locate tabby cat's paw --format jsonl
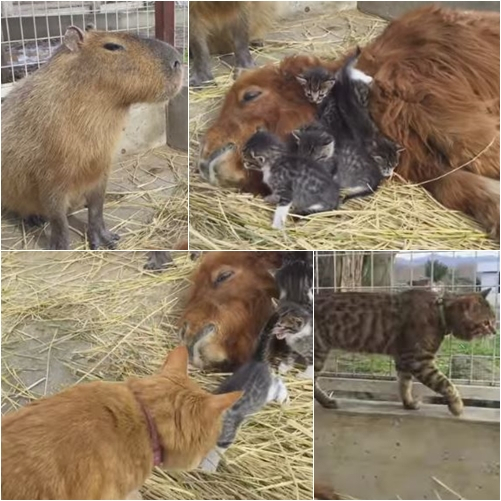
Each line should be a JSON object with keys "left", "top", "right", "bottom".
{"left": 402, "top": 400, "right": 420, "bottom": 410}
{"left": 448, "top": 398, "right": 464, "bottom": 416}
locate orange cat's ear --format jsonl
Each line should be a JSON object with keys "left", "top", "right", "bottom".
{"left": 162, "top": 346, "right": 189, "bottom": 375}
{"left": 208, "top": 391, "right": 244, "bottom": 414}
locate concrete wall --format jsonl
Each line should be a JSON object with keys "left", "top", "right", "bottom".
{"left": 358, "top": 1, "right": 499, "bottom": 20}
{"left": 315, "top": 401, "right": 500, "bottom": 500}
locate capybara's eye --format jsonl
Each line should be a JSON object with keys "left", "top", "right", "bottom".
{"left": 242, "top": 90, "right": 262, "bottom": 103}
{"left": 103, "top": 43, "right": 125, "bottom": 51}
{"left": 214, "top": 270, "right": 234, "bottom": 285}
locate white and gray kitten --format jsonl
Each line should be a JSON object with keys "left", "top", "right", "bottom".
{"left": 273, "top": 255, "right": 314, "bottom": 379}
{"left": 198, "top": 314, "right": 288, "bottom": 473}
{"left": 242, "top": 130, "right": 340, "bottom": 229}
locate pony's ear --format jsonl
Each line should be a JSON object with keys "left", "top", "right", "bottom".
{"left": 296, "top": 75, "right": 307, "bottom": 85}
{"left": 481, "top": 288, "right": 491, "bottom": 299}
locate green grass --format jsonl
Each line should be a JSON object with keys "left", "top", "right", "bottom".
{"left": 328, "top": 331, "right": 500, "bottom": 382}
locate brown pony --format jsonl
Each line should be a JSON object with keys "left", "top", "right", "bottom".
{"left": 179, "top": 251, "right": 282, "bottom": 370}
{"left": 199, "top": 6, "right": 500, "bottom": 238}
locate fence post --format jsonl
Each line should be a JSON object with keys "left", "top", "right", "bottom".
{"left": 155, "top": 1, "right": 175, "bottom": 45}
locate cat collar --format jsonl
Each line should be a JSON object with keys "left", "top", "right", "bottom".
{"left": 134, "top": 393, "right": 164, "bottom": 467}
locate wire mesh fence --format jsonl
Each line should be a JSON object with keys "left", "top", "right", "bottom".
{"left": 1, "top": 1, "right": 188, "bottom": 85}
{"left": 314, "top": 251, "right": 500, "bottom": 387}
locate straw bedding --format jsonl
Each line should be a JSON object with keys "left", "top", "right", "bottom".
{"left": 1, "top": 251, "right": 313, "bottom": 500}
{"left": 188, "top": 10, "right": 497, "bottom": 251}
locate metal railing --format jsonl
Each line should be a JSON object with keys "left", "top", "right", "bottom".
{"left": 1, "top": 1, "right": 187, "bottom": 84}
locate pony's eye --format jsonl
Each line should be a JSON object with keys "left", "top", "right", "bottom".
{"left": 242, "top": 90, "right": 262, "bottom": 103}
{"left": 214, "top": 270, "right": 234, "bottom": 285}
{"left": 103, "top": 43, "right": 125, "bottom": 51}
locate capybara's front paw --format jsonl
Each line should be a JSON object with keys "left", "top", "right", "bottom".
{"left": 88, "top": 229, "right": 120, "bottom": 250}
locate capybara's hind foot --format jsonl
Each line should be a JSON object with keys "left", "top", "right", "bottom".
{"left": 144, "top": 251, "right": 173, "bottom": 272}
{"left": 23, "top": 215, "right": 47, "bottom": 227}
{"left": 88, "top": 229, "right": 120, "bottom": 250}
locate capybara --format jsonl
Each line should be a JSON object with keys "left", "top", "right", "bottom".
{"left": 1, "top": 26, "right": 183, "bottom": 250}
{"left": 189, "top": 1, "right": 279, "bottom": 86}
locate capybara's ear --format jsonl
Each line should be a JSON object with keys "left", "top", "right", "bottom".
{"left": 208, "top": 391, "right": 244, "bottom": 414}
{"left": 162, "top": 346, "right": 189, "bottom": 375}
{"left": 64, "top": 26, "right": 86, "bottom": 52}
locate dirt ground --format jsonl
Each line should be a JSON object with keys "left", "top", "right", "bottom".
{"left": 1, "top": 146, "right": 188, "bottom": 251}
{"left": 1, "top": 251, "right": 313, "bottom": 500}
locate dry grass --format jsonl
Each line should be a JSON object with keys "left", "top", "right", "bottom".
{"left": 1, "top": 147, "right": 188, "bottom": 251}
{"left": 1, "top": 251, "right": 313, "bottom": 500}
{"left": 189, "top": 178, "right": 497, "bottom": 251}
{"left": 188, "top": 9, "right": 496, "bottom": 251}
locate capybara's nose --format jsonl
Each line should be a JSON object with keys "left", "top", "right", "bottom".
{"left": 173, "top": 59, "right": 181, "bottom": 70}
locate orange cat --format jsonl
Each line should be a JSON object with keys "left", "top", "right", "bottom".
{"left": 1, "top": 346, "right": 242, "bottom": 500}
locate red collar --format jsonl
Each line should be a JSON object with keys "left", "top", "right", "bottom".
{"left": 133, "top": 393, "right": 164, "bottom": 467}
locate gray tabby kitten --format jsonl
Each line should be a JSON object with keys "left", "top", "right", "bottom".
{"left": 242, "top": 130, "right": 340, "bottom": 229}
{"left": 296, "top": 66, "right": 336, "bottom": 104}
{"left": 302, "top": 49, "right": 402, "bottom": 183}
{"left": 199, "top": 313, "right": 288, "bottom": 472}
{"left": 273, "top": 254, "right": 313, "bottom": 379}
{"left": 334, "top": 48, "right": 404, "bottom": 178}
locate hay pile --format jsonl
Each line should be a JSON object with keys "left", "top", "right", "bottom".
{"left": 1, "top": 251, "right": 313, "bottom": 500}
{"left": 189, "top": 178, "right": 496, "bottom": 251}
{"left": 188, "top": 9, "right": 496, "bottom": 251}
{"left": 1, "top": 147, "right": 188, "bottom": 250}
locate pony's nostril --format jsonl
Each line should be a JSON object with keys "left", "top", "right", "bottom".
{"left": 179, "top": 322, "right": 188, "bottom": 340}
{"left": 199, "top": 160, "right": 209, "bottom": 175}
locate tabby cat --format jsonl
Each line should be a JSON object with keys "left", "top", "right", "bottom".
{"left": 314, "top": 288, "right": 495, "bottom": 416}
{"left": 296, "top": 66, "right": 336, "bottom": 104}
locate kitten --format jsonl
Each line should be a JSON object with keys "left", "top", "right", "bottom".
{"left": 314, "top": 288, "right": 496, "bottom": 416}
{"left": 272, "top": 254, "right": 314, "bottom": 379}
{"left": 1, "top": 346, "right": 243, "bottom": 500}
{"left": 289, "top": 121, "right": 381, "bottom": 202}
{"left": 296, "top": 66, "right": 336, "bottom": 104}
{"left": 242, "top": 130, "right": 340, "bottom": 229}
{"left": 334, "top": 48, "right": 404, "bottom": 178}
{"left": 288, "top": 123, "right": 335, "bottom": 163}
{"left": 198, "top": 313, "right": 289, "bottom": 473}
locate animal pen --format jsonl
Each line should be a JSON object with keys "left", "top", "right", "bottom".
{"left": 1, "top": 1, "right": 189, "bottom": 250}
{"left": 314, "top": 250, "right": 500, "bottom": 501}
{"left": 188, "top": 3, "right": 498, "bottom": 251}
{"left": 1, "top": 251, "right": 313, "bottom": 500}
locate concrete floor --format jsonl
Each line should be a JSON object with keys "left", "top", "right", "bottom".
{"left": 315, "top": 401, "right": 500, "bottom": 500}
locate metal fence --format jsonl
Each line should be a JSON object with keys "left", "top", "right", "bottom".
{"left": 314, "top": 251, "right": 500, "bottom": 387}
{"left": 1, "top": 1, "right": 188, "bottom": 85}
